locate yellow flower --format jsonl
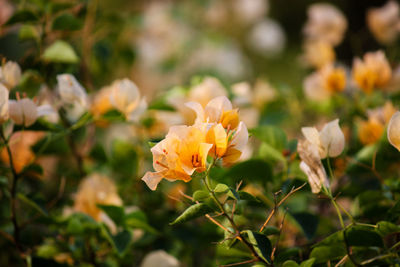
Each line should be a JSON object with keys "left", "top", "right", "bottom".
{"left": 74, "top": 173, "right": 122, "bottom": 221}
{"left": 142, "top": 124, "right": 213, "bottom": 190}
{"left": 367, "top": 1, "right": 400, "bottom": 45}
{"left": 186, "top": 96, "right": 240, "bottom": 130}
{"left": 359, "top": 119, "right": 384, "bottom": 145}
{"left": 352, "top": 51, "right": 392, "bottom": 93}
{"left": 302, "top": 40, "right": 335, "bottom": 69}
{"left": 90, "top": 85, "right": 113, "bottom": 118}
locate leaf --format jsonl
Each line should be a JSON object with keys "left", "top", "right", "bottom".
{"left": 111, "top": 140, "right": 138, "bottom": 177}
{"left": 224, "top": 159, "right": 273, "bottom": 183}
{"left": 309, "top": 246, "right": 346, "bottom": 264}
{"left": 300, "top": 258, "right": 315, "bottom": 267}
{"left": 6, "top": 10, "right": 39, "bottom": 25}
{"left": 42, "top": 40, "right": 79, "bottom": 63}
{"left": 214, "top": 184, "right": 229, "bottom": 193}
{"left": 66, "top": 216, "right": 84, "bottom": 235}
{"left": 227, "top": 188, "right": 240, "bottom": 201}
{"left": 193, "top": 190, "right": 210, "bottom": 202}
{"left": 261, "top": 226, "right": 280, "bottom": 236}
{"left": 19, "top": 25, "right": 39, "bottom": 41}
{"left": 250, "top": 126, "right": 287, "bottom": 150}
{"left": 282, "top": 260, "right": 299, "bottom": 267}
{"left": 170, "top": 203, "right": 213, "bottom": 225}
{"left": 17, "top": 193, "right": 48, "bottom": 217}
{"left": 37, "top": 244, "right": 59, "bottom": 258}
{"left": 103, "top": 228, "right": 132, "bottom": 256}
{"left": 345, "top": 226, "right": 384, "bottom": 247}
{"left": 52, "top": 13, "right": 83, "bottom": 31}
{"left": 216, "top": 245, "right": 252, "bottom": 259}
{"left": 313, "top": 231, "right": 343, "bottom": 247}
{"left": 243, "top": 230, "right": 272, "bottom": 264}
{"left": 376, "top": 221, "right": 400, "bottom": 237}
{"left": 124, "top": 211, "right": 158, "bottom": 234}
{"left": 238, "top": 191, "right": 260, "bottom": 202}
{"left": 97, "top": 205, "right": 125, "bottom": 226}
{"left": 259, "top": 142, "right": 286, "bottom": 163}
{"left": 291, "top": 212, "right": 318, "bottom": 240}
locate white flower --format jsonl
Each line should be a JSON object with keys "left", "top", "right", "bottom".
{"left": 367, "top": 1, "right": 400, "bottom": 45}
{"left": 140, "top": 250, "right": 180, "bottom": 267}
{"left": 8, "top": 98, "right": 54, "bottom": 127}
{"left": 247, "top": 19, "right": 286, "bottom": 57}
{"left": 0, "top": 83, "right": 9, "bottom": 123}
{"left": 109, "top": 78, "right": 147, "bottom": 122}
{"left": 388, "top": 111, "right": 400, "bottom": 151}
{"left": 233, "top": 0, "right": 269, "bottom": 24}
{"left": 0, "top": 61, "right": 22, "bottom": 89}
{"left": 302, "top": 119, "right": 345, "bottom": 159}
{"left": 57, "top": 74, "right": 88, "bottom": 122}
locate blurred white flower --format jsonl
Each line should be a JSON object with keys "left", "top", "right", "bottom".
{"left": 9, "top": 97, "right": 55, "bottom": 127}
{"left": 109, "top": 78, "right": 147, "bottom": 122}
{"left": 304, "top": 3, "right": 347, "bottom": 46}
{"left": 367, "top": 1, "right": 400, "bottom": 45}
{"left": 233, "top": 0, "right": 269, "bottom": 24}
{"left": 57, "top": 74, "right": 88, "bottom": 122}
{"left": 0, "top": 83, "right": 9, "bottom": 123}
{"left": 0, "top": 61, "right": 22, "bottom": 89}
{"left": 247, "top": 18, "right": 286, "bottom": 57}
{"left": 140, "top": 250, "right": 180, "bottom": 267}
{"left": 302, "top": 40, "right": 335, "bottom": 69}
{"left": 0, "top": 0, "right": 13, "bottom": 26}
{"left": 302, "top": 119, "right": 345, "bottom": 159}
{"left": 388, "top": 111, "right": 400, "bottom": 151}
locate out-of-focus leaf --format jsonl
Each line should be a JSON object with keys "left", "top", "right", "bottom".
{"left": 282, "top": 260, "right": 299, "bottom": 267}
{"left": 242, "top": 230, "right": 272, "bottom": 264}
{"left": 300, "top": 258, "right": 315, "bottom": 267}
{"left": 66, "top": 216, "right": 84, "bottom": 235}
{"left": 52, "top": 13, "right": 83, "bottom": 31}
{"left": 309, "top": 246, "right": 346, "bottom": 263}
{"left": 376, "top": 221, "right": 400, "bottom": 237}
{"left": 291, "top": 212, "right": 318, "bottom": 240}
{"left": 6, "top": 10, "right": 39, "bottom": 25}
{"left": 214, "top": 183, "right": 229, "bottom": 193}
{"left": 111, "top": 140, "right": 138, "bottom": 177}
{"left": 216, "top": 245, "right": 252, "bottom": 259}
{"left": 42, "top": 40, "right": 79, "bottom": 64}
{"left": 97, "top": 205, "right": 125, "bottom": 226}
{"left": 313, "top": 231, "right": 343, "bottom": 247}
{"left": 193, "top": 190, "right": 209, "bottom": 202}
{"left": 102, "top": 227, "right": 132, "bottom": 256}
{"left": 345, "top": 226, "right": 384, "bottom": 247}
{"left": 17, "top": 193, "right": 48, "bottom": 217}
{"left": 19, "top": 25, "right": 39, "bottom": 41}
{"left": 37, "top": 244, "right": 59, "bottom": 258}
{"left": 125, "top": 211, "right": 158, "bottom": 234}
{"left": 224, "top": 159, "right": 273, "bottom": 183}
{"left": 262, "top": 226, "right": 280, "bottom": 236}
{"left": 259, "top": 142, "right": 286, "bottom": 163}
{"left": 250, "top": 125, "right": 287, "bottom": 150}
{"left": 170, "top": 203, "right": 213, "bottom": 225}
{"left": 238, "top": 191, "right": 260, "bottom": 202}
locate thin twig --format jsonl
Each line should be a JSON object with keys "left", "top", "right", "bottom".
{"left": 219, "top": 258, "right": 258, "bottom": 267}
{"left": 334, "top": 255, "right": 348, "bottom": 267}
{"left": 271, "top": 210, "right": 287, "bottom": 262}
{"left": 260, "top": 183, "right": 306, "bottom": 232}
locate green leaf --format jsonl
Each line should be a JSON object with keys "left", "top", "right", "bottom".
{"left": 111, "top": 140, "right": 138, "bottom": 177}
{"left": 124, "top": 211, "right": 158, "bottom": 234}
{"left": 259, "top": 142, "right": 286, "bottom": 163}
{"left": 262, "top": 226, "right": 280, "bottom": 236}
{"left": 148, "top": 141, "right": 157, "bottom": 148}
{"left": 170, "top": 203, "right": 213, "bottom": 225}
{"left": 250, "top": 126, "right": 287, "bottom": 150}
{"left": 300, "top": 258, "right": 315, "bottom": 267}
{"left": 37, "top": 244, "right": 59, "bottom": 258}
{"left": 376, "top": 221, "right": 400, "bottom": 237}
{"left": 52, "top": 13, "right": 83, "bottom": 31}
{"left": 243, "top": 230, "right": 272, "bottom": 264}
{"left": 291, "top": 212, "right": 318, "bottom": 240}
{"left": 97, "top": 205, "right": 125, "bottom": 226}
{"left": 238, "top": 191, "right": 260, "bottom": 202}
{"left": 313, "top": 231, "right": 343, "bottom": 247}
{"left": 103, "top": 228, "right": 132, "bottom": 256}
{"left": 216, "top": 245, "right": 252, "bottom": 259}
{"left": 193, "top": 190, "right": 209, "bottom": 202}
{"left": 310, "top": 246, "right": 346, "bottom": 264}
{"left": 282, "top": 260, "right": 299, "bottom": 267}
{"left": 227, "top": 188, "right": 240, "bottom": 201}
{"left": 19, "top": 25, "right": 39, "bottom": 41}
{"left": 42, "top": 40, "right": 79, "bottom": 63}
{"left": 17, "top": 193, "right": 48, "bottom": 216}
{"left": 345, "top": 226, "right": 384, "bottom": 247}
{"left": 214, "top": 184, "right": 229, "bottom": 193}
{"left": 6, "top": 10, "right": 39, "bottom": 25}
{"left": 224, "top": 159, "right": 273, "bottom": 183}
{"left": 67, "top": 216, "right": 84, "bottom": 235}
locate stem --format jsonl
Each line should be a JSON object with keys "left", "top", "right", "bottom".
{"left": 203, "top": 170, "right": 268, "bottom": 265}
{"left": 331, "top": 197, "right": 345, "bottom": 228}
{"left": 0, "top": 129, "right": 23, "bottom": 254}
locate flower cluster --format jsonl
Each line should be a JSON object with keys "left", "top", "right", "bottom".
{"left": 142, "top": 96, "right": 248, "bottom": 190}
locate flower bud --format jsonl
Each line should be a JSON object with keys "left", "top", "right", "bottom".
{"left": 0, "top": 61, "right": 22, "bottom": 89}
{"left": 57, "top": 74, "right": 88, "bottom": 121}
{"left": 388, "top": 111, "right": 400, "bottom": 151}
{"left": 0, "top": 83, "right": 9, "bottom": 123}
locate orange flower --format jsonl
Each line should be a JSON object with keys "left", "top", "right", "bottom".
{"left": 303, "top": 40, "right": 335, "bottom": 69}
{"left": 358, "top": 119, "right": 384, "bottom": 145}
{"left": 142, "top": 124, "right": 212, "bottom": 190}
{"left": 367, "top": 1, "right": 400, "bottom": 45}
{"left": 352, "top": 51, "right": 392, "bottom": 93}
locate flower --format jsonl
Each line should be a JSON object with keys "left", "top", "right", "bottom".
{"left": 359, "top": 102, "right": 396, "bottom": 145}
{"left": 109, "top": 78, "right": 147, "bottom": 122}
{"left": 302, "top": 40, "right": 335, "bottom": 69}
{"left": 0, "top": 61, "right": 22, "bottom": 89}
{"left": 301, "top": 119, "right": 345, "bottom": 159}
{"left": 90, "top": 85, "right": 113, "bottom": 119}
{"left": 57, "top": 74, "right": 88, "bottom": 121}
{"left": 140, "top": 250, "right": 180, "bottom": 267}
{"left": 186, "top": 96, "right": 240, "bottom": 130}
{"left": 1, "top": 131, "right": 45, "bottom": 173}
{"left": 297, "top": 139, "right": 329, "bottom": 194}
{"left": 73, "top": 173, "right": 122, "bottom": 222}
{"left": 9, "top": 96, "right": 55, "bottom": 127}
{"left": 352, "top": 51, "right": 392, "bottom": 93}
{"left": 388, "top": 111, "right": 400, "bottom": 151}
{"left": 303, "top": 64, "right": 346, "bottom": 101}
{"left": 142, "top": 124, "right": 213, "bottom": 190}
{"left": 232, "top": 0, "right": 269, "bottom": 25}
{"left": 0, "top": 83, "right": 9, "bottom": 123}
{"left": 367, "top": 1, "right": 400, "bottom": 45}
{"left": 303, "top": 3, "right": 347, "bottom": 46}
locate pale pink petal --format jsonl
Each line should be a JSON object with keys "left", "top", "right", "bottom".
{"left": 185, "top": 101, "right": 205, "bottom": 123}
{"left": 142, "top": 171, "right": 164, "bottom": 191}
{"left": 230, "top": 121, "right": 248, "bottom": 151}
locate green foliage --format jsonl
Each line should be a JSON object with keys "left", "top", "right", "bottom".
{"left": 170, "top": 203, "right": 213, "bottom": 225}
